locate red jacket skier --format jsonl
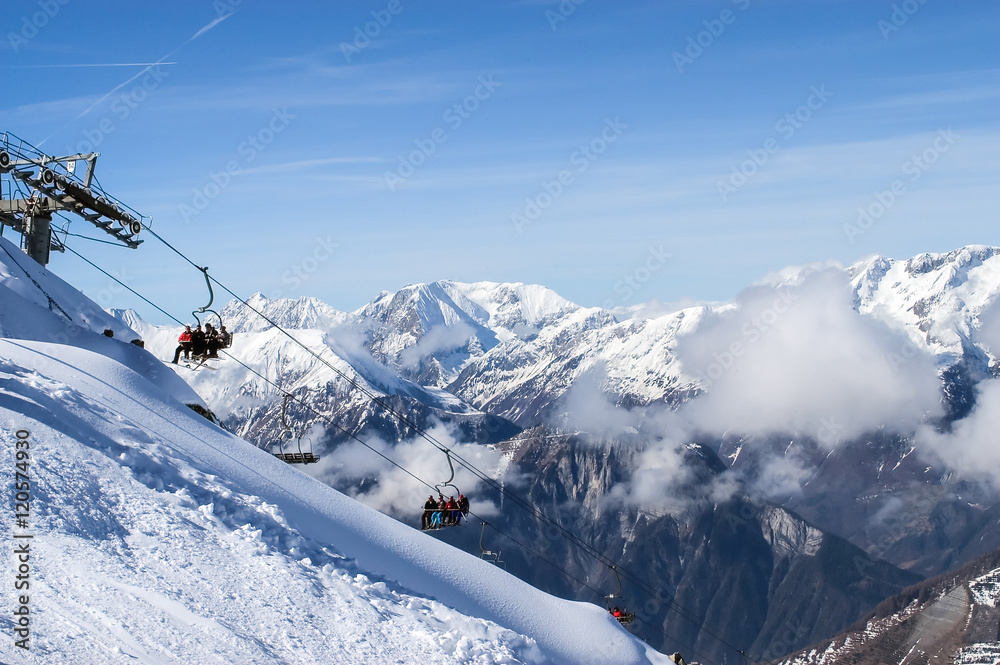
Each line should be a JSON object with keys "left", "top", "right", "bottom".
{"left": 171, "top": 325, "right": 193, "bottom": 364}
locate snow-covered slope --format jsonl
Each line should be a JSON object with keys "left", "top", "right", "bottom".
{"left": 0, "top": 238, "right": 669, "bottom": 664}
{"left": 0, "top": 238, "right": 203, "bottom": 410}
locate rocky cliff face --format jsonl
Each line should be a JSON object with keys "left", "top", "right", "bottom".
{"left": 470, "top": 432, "right": 921, "bottom": 663}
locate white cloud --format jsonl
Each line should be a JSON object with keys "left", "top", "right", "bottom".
{"left": 976, "top": 296, "right": 1000, "bottom": 357}
{"left": 620, "top": 440, "right": 697, "bottom": 514}
{"left": 673, "top": 267, "right": 944, "bottom": 443}
{"left": 917, "top": 379, "right": 1000, "bottom": 485}
{"left": 307, "top": 424, "right": 504, "bottom": 521}
{"left": 398, "top": 321, "right": 476, "bottom": 370}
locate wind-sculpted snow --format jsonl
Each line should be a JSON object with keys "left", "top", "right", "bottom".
{"left": 0, "top": 331, "right": 669, "bottom": 660}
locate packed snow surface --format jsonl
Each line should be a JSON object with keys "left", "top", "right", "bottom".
{"left": 0, "top": 237, "right": 669, "bottom": 664}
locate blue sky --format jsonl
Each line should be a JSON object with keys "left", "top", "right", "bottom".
{"left": 2, "top": 0, "right": 998, "bottom": 322}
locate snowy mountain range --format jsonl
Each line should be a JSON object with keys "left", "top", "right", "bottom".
{"left": 118, "top": 244, "right": 1000, "bottom": 662}
{"left": 0, "top": 235, "right": 673, "bottom": 664}
{"left": 150, "top": 245, "right": 1000, "bottom": 437}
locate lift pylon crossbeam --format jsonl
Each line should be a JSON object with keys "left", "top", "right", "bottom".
{"left": 0, "top": 131, "right": 150, "bottom": 265}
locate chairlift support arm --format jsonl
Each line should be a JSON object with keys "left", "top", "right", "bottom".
{"left": 1, "top": 132, "right": 147, "bottom": 266}
{"left": 192, "top": 266, "right": 222, "bottom": 326}
{"left": 605, "top": 565, "right": 623, "bottom": 601}
{"left": 434, "top": 448, "right": 461, "bottom": 496}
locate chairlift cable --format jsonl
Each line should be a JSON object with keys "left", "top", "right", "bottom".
{"left": 131, "top": 226, "right": 753, "bottom": 663}
{"left": 0, "top": 239, "right": 73, "bottom": 321}
{"left": 63, "top": 243, "right": 184, "bottom": 326}
{"left": 64, "top": 242, "right": 728, "bottom": 665}
{"left": 146, "top": 226, "right": 749, "bottom": 660}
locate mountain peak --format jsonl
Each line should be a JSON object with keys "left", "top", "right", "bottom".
{"left": 224, "top": 292, "right": 346, "bottom": 333}
{"left": 905, "top": 245, "right": 1000, "bottom": 276}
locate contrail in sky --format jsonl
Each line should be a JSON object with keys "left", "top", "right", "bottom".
{"left": 37, "top": 11, "right": 235, "bottom": 148}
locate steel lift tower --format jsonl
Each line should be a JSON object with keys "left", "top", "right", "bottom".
{"left": 0, "top": 131, "right": 148, "bottom": 266}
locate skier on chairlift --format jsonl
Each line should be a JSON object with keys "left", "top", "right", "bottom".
{"left": 444, "top": 496, "right": 458, "bottom": 525}
{"left": 190, "top": 324, "right": 206, "bottom": 358}
{"left": 421, "top": 495, "right": 438, "bottom": 530}
{"left": 171, "top": 324, "right": 193, "bottom": 364}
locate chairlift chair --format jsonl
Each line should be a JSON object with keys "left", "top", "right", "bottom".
{"left": 605, "top": 565, "right": 635, "bottom": 625}
{"left": 427, "top": 449, "right": 465, "bottom": 527}
{"left": 419, "top": 449, "right": 467, "bottom": 530}
{"left": 478, "top": 522, "right": 506, "bottom": 570}
{"left": 434, "top": 448, "right": 462, "bottom": 499}
{"left": 185, "top": 265, "right": 232, "bottom": 366}
{"left": 191, "top": 265, "right": 223, "bottom": 330}
{"left": 271, "top": 393, "right": 320, "bottom": 465}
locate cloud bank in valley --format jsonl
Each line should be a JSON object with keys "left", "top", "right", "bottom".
{"left": 918, "top": 379, "right": 1000, "bottom": 486}
{"left": 913, "top": 296, "right": 1000, "bottom": 485}
{"left": 672, "top": 267, "right": 944, "bottom": 444}
{"left": 561, "top": 267, "right": 955, "bottom": 510}
{"left": 312, "top": 264, "right": 1000, "bottom": 515}
{"left": 307, "top": 424, "right": 505, "bottom": 521}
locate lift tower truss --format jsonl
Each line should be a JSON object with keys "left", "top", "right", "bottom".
{"left": 0, "top": 131, "right": 149, "bottom": 266}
